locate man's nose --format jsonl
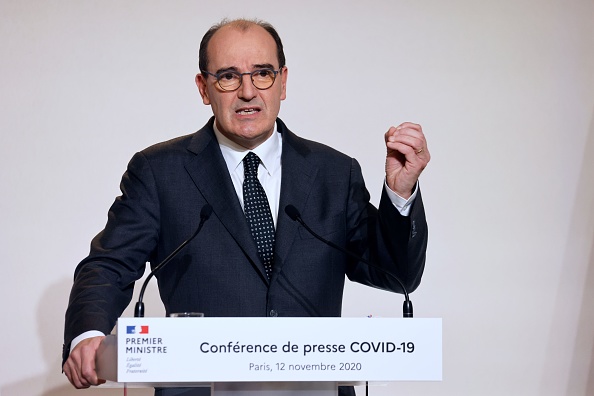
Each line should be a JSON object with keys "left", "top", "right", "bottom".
{"left": 237, "top": 74, "right": 257, "bottom": 100}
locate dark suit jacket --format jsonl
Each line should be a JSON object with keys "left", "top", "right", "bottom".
{"left": 64, "top": 117, "right": 427, "bottom": 368}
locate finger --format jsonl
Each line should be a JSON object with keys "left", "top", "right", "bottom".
{"left": 64, "top": 336, "right": 104, "bottom": 388}
{"left": 384, "top": 126, "right": 398, "bottom": 143}
{"left": 64, "top": 357, "right": 90, "bottom": 389}
{"left": 387, "top": 133, "right": 423, "bottom": 150}
{"left": 387, "top": 141, "right": 430, "bottom": 169}
{"left": 386, "top": 123, "right": 425, "bottom": 143}
{"left": 79, "top": 344, "right": 101, "bottom": 386}
{"left": 387, "top": 136, "right": 428, "bottom": 161}
{"left": 387, "top": 141, "right": 423, "bottom": 162}
{"left": 395, "top": 122, "right": 422, "bottom": 132}
{"left": 385, "top": 122, "right": 423, "bottom": 138}
{"left": 393, "top": 126, "right": 425, "bottom": 142}
{"left": 388, "top": 126, "right": 428, "bottom": 157}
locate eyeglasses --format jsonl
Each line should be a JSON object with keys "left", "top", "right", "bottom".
{"left": 201, "top": 68, "right": 282, "bottom": 91}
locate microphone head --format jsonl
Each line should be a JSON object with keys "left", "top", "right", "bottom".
{"left": 284, "top": 205, "right": 300, "bottom": 221}
{"left": 201, "top": 204, "right": 213, "bottom": 220}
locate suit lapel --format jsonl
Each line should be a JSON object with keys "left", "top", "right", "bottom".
{"left": 183, "top": 120, "right": 268, "bottom": 282}
{"left": 273, "top": 120, "right": 319, "bottom": 277}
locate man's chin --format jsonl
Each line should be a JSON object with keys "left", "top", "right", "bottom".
{"left": 223, "top": 125, "right": 275, "bottom": 149}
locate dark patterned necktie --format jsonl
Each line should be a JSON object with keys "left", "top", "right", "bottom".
{"left": 243, "top": 152, "right": 275, "bottom": 279}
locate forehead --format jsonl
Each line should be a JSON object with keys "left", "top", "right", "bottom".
{"left": 207, "top": 25, "right": 278, "bottom": 70}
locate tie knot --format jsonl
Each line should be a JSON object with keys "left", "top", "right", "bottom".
{"left": 243, "top": 152, "right": 260, "bottom": 175}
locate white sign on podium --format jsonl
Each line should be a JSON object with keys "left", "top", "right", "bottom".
{"left": 96, "top": 317, "right": 441, "bottom": 385}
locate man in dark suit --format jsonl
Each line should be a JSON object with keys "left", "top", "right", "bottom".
{"left": 63, "top": 19, "right": 430, "bottom": 396}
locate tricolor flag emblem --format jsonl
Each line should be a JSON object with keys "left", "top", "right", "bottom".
{"left": 126, "top": 325, "right": 149, "bottom": 334}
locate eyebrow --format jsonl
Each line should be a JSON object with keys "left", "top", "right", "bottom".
{"left": 254, "top": 63, "right": 275, "bottom": 70}
{"left": 214, "top": 63, "right": 276, "bottom": 74}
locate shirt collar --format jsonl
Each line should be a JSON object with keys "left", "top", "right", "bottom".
{"left": 213, "top": 120, "right": 282, "bottom": 176}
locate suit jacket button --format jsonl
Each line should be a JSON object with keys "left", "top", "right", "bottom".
{"left": 269, "top": 309, "right": 278, "bottom": 317}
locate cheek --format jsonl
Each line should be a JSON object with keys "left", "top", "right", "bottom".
{"left": 210, "top": 97, "right": 234, "bottom": 121}
{"left": 275, "top": 83, "right": 287, "bottom": 102}
{"left": 264, "top": 89, "right": 284, "bottom": 110}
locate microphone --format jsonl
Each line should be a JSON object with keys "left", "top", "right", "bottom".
{"left": 285, "top": 204, "right": 413, "bottom": 318}
{"left": 134, "top": 204, "right": 213, "bottom": 317}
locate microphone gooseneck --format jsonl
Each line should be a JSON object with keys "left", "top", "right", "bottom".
{"left": 134, "top": 204, "right": 213, "bottom": 318}
{"left": 284, "top": 204, "right": 413, "bottom": 318}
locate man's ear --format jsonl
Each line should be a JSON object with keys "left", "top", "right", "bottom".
{"left": 195, "top": 74, "right": 211, "bottom": 105}
{"left": 280, "top": 66, "right": 288, "bottom": 101}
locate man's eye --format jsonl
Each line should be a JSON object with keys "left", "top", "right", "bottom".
{"left": 255, "top": 70, "right": 272, "bottom": 78}
{"left": 220, "top": 73, "right": 237, "bottom": 80}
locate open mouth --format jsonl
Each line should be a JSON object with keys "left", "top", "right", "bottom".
{"left": 236, "top": 108, "right": 260, "bottom": 115}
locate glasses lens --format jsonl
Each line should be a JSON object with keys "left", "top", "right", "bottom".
{"left": 217, "top": 72, "right": 241, "bottom": 91}
{"left": 252, "top": 70, "right": 276, "bottom": 89}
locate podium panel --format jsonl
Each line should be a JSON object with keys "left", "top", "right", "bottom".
{"left": 212, "top": 381, "right": 338, "bottom": 396}
{"left": 97, "top": 317, "right": 441, "bottom": 386}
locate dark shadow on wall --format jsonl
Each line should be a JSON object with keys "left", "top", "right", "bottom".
{"left": 574, "top": 244, "right": 594, "bottom": 395}
{"left": 538, "top": 109, "right": 594, "bottom": 395}
{"left": 566, "top": 110, "right": 594, "bottom": 396}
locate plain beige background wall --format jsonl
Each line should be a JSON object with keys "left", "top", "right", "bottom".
{"left": 1, "top": 1, "right": 593, "bottom": 395}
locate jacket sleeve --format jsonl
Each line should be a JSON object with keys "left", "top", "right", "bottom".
{"left": 63, "top": 151, "right": 161, "bottom": 358}
{"left": 344, "top": 158, "right": 428, "bottom": 294}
